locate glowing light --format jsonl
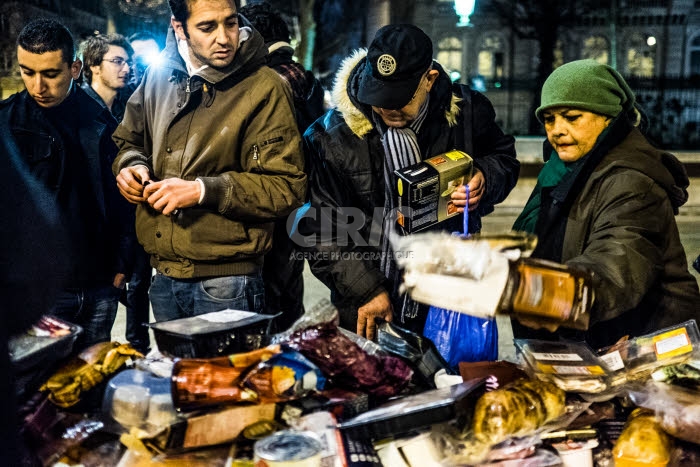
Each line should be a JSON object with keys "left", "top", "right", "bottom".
{"left": 647, "top": 36, "right": 656, "bottom": 47}
{"left": 454, "top": 0, "right": 476, "bottom": 27}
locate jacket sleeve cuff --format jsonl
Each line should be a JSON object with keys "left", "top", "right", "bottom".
{"left": 198, "top": 176, "right": 229, "bottom": 210}
{"left": 344, "top": 267, "right": 389, "bottom": 308}
{"left": 112, "top": 150, "right": 150, "bottom": 175}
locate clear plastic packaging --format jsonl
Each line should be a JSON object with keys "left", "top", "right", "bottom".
{"left": 599, "top": 320, "right": 700, "bottom": 386}
{"left": 627, "top": 380, "right": 700, "bottom": 445}
{"left": 470, "top": 378, "right": 567, "bottom": 446}
{"left": 274, "top": 300, "right": 413, "bottom": 398}
{"left": 102, "top": 368, "right": 177, "bottom": 430}
{"left": 516, "top": 339, "right": 614, "bottom": 394}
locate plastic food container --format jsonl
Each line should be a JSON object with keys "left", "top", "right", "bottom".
{"left": 102, "top": 368, "right": 177, "bottom": 429}
{"left": 553, "top": 439, "right": 598, "bottom": 467}
{"left": 338, "top": 379, "right": 486, "bottom": 440}
{"left": 148, "top": 309, "right": 277, "bottom": 358}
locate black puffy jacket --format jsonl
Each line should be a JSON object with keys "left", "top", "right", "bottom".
{"left": 298, "top": 49, "right": 519, "bottom": 330}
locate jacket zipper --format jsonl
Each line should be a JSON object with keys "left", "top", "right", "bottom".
{"left": 252, "top": 144, "right": 262, "bottom": 170}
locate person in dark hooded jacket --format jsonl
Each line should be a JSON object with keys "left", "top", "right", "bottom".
{"left": 298, "top": 24, "right": 519, "bottom": 339}
{"left": 240, "top": 1, "right": 325, "bottom": 330}
{"left": 511, "top": 59, "right": 700, "bottom": 350}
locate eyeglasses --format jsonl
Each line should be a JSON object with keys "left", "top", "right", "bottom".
{"left": 102, "top": 57, "right": 132, "bottom": 68}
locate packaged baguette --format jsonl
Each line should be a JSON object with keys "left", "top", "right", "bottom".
{"left": 471, "top": 378, "right": 566, "bottom": 445}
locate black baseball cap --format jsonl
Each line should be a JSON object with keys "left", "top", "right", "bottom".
{"left": 356, "top": 24, "right": 433, "bottom": 110}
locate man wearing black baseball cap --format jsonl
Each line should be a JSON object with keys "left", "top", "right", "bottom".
{"left": 299, "top": 24, "right": 519, "bottom": 339}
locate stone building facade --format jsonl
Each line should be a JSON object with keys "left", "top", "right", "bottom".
{"left": 414, "top": 0, "right": 700, "bottom": 147}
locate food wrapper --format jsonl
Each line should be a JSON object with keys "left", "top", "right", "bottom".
{"left": 171, "top": 345, "right": 281, "bottom": 411}
{"left": 394, "top": 233, "right": 511, "bottom": 319}
{"left": 274, "top": 300, "right": 413, "bottom": 398}
{"left": 515, "top": 338, "right": 616, "bottom": 397}
{"left": 242, "top": 348, "right": 325, "bottom": 402}
{"left": 375, "top": 320, "right": 451, "bottom": 389}
{"left": 471, "top": 378, "right": 567, "bottom": 446}
{"left": 40, "top": 341, "right": 143, "bottom": 408}
{"left": 627, "top": 380, "right": 700, "bottom": 445}
{"left": 598, "top": 320, "right": 700, "bottom": 386}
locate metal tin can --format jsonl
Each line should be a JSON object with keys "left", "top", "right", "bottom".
{"left": 254, "top": 430, "right": 323, "bottom": 467}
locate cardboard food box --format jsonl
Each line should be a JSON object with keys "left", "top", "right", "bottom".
{"left": 394, "top": 150, "right": 473, "bottom": 233}
{"left": 144, "top": 403, "right": 277, "bottom": 451}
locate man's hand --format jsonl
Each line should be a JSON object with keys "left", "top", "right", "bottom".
{"left": 143, "top": 178, "right": 202, "bottom": 216}
{"left": 116, "top": 166, "right": 152, "bottom": 204}
{"left": 113, "top": 273, "right": 127, "bottom": 289}
{"left": 450, "top": 169, "right": 486, "bottom": 213}
{"left": 357, "top": 291, "right": 393, "bottom": 340}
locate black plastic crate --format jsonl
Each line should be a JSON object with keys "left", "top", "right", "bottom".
{"left": 148, "top": 310, "right": 277, "bottom": 359}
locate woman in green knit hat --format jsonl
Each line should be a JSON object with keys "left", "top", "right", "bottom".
{"left": 511, "top": 59, "right": 699, "bottom": 349}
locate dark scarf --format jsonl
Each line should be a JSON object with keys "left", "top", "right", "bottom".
{"left": 513, "top": 126, "right": 612, "bottom": 234}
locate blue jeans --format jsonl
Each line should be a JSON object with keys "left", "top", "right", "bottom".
{"left": 149, "top": 273, "right": 265, "bottom": 322}
{"left": 50, "top": 285, "right": 121, "bottom": 351}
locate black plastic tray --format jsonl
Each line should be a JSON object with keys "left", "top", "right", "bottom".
{"left": 9, "top": 320, "right": 82, "bottom": 373}
{"left": 9, "top": 316, "right": 82, "bottom": 400}
{"left": 148, "top": 310, "right": 277, "bottom": 358}
{"left": 338, "top": 379, "right": 486, "bottom": 440}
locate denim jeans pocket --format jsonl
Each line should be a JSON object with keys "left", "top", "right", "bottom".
{"left": 199, "top": 275, "right": 248, "bottom": 301}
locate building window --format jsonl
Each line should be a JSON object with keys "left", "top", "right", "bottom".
{"left": 582, "top": 36, "right": 609, "bottom": 64}
{"left": 690, "top": 34, "right": 700, "bottom": 77}
{"left": 626, "top": 32, "right": 656, "bottom": 77}
{"left": 477, "top": 35, "right": 504, "bottom": 80}
{"left": 437, "top": 36, "right": 463, "bottom": 80}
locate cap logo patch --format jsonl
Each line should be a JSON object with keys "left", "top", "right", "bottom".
{"left": 377, "top": 54, "right": 397, "bottom": 76}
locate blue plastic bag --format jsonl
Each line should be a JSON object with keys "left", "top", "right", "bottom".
{"left": 422, "top": 186, "right": 498, "bottom": 370}
{"left": 422, "top": 306, "right": 498, "bottom": 370}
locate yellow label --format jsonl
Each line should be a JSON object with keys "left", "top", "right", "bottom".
{"left": 653, "top": 327, "right": 693, "bottom": 360}
{"left": 444, "top": 150, "right": 466, "bottom": 161}
{"left": 397, "top": 179, "right": 403, "bottom": 197}
{"left": 537, "top": 363, "right": 605, "bottom": 376}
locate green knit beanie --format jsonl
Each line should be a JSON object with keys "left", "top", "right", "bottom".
{"left": 535, "top": 59, "right": 636, "bottom": 122}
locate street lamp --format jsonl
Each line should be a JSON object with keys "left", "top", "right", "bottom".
{"left": 454, "top": 0, "right": 476, "bottom": 27}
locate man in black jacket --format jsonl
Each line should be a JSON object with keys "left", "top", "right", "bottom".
{"left": 0, "top": 18, "right": 135, "bottom": 351}
{"left": 299, "top": 24, "right": 519, "bottom": 339}
{"left": 240, "top": 1, "right": 326, "bottom": 330}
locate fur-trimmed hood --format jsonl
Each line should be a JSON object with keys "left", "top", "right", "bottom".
{"left": 330, "top": 49, "right": 462, "bottom": 138}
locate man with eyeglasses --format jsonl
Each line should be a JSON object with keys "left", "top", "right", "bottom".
{"left": 0, "top": 19, "right": 136, "bottom": 351}
{"left": 79, "top": 34, "right": 135, "bottom": 123}
{"left": 80, "top": 33, "right": 154, "bottom": 354}
{"left": 299, "top": 24, "right": 519, "bottom": 339}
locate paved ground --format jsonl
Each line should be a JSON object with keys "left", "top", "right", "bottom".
{"left": 112, "top": 178, "right": 700, "bottom": 362}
